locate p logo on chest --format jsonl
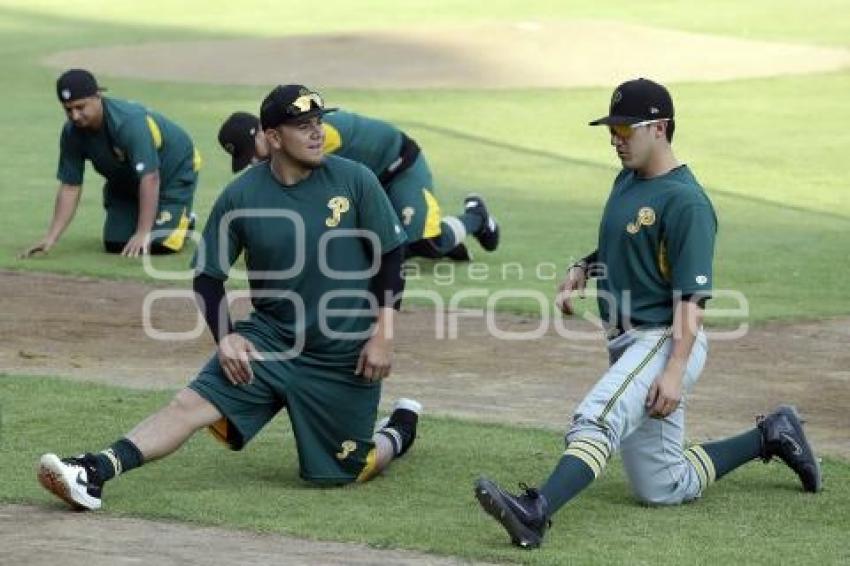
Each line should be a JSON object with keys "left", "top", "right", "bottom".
{"left": 325, "top": 196, "right": 351, "bottom": 227}
{"left": 626, "top": 206, "right": 656, "bottom": 235}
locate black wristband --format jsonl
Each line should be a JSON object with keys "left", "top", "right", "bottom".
{"left": 569, "top": 250, "right": 600, "bottom": 277}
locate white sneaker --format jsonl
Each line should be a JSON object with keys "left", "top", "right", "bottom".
{"left": 37, "top": 453, "right": 103, "bottom": 511}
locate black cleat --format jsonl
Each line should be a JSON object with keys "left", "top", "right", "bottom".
{"left": 463, "top": 194, "right": 500, "bottom": 252}
{"left": 445, "top": 242, "right": 473, "bottom": 262}
{"left": 757, "top": 405, "right": 822, "bottom": 493}
{"left": 474, "top": 477, "right": 550, "bottom": 548}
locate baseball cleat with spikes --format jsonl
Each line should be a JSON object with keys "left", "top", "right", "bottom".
{"left": 757, "top": 405, "right": 822, "bottom": 493}
{"left": 37, "top": 453, "right": 103, "bottom": 510}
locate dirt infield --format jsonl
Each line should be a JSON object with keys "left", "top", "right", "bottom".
{"left": 42, "top": 21, "right": 850, "bottom": 89}
{"left": 0, "top": 504, "right": 479, "bottom": 566}
{"left": 2, "top": 270, "right": 849, "bottom": 564}
{"left": 2, "top": 270, "right": 848, "bottom": 453}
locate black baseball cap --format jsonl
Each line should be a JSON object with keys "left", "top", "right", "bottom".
{"left": 218, "top": 112, "right": 261, "bottom": 173}
{"left": 589, "top": 78, "right": 674, "bottom": 126}
{"left": 56, "top": 69, "right": 105, "bottom": 103}
{"left": 259, "top": 84, "right": 336, "bottom": 130}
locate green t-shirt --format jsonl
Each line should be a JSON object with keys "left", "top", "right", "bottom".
{"left": 322, "top": 110, "right": 404, "bottom": 176}
{"left": 193, "top": 155, "right": 407, "bottom": 358}
{"left": 56, "top": 97, "right": 196, "bottom": 200}
{"left": 596, "top": 165, "right": 717, "bottom": 329}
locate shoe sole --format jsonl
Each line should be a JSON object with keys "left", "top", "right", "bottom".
{"left": 38, "top": 455, "right": 85, "bottom": 510}
{"left": 779, "top": 405, "right": 823, "bottom": 493}
{"left": 37, "top": 454, "right": 100, "bottom": 511}
{"left": 474, "top": 478, "right": 542, "bottom": 549}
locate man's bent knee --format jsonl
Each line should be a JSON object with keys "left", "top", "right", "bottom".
{"left": 169, "top": 388, "right": 222, "bottom": 429}
{"left": 631, "top": 482, "right": 700, "bottom": 506}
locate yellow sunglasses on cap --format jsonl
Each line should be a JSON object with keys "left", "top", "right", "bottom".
{"left": 608, "top": 118, "right": 669, "bottom": 139}
{"left": 289, "top": 92, "right": 324, "bottom": 115}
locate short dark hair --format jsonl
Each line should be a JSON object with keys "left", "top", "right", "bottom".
{"left": 665, "top": 119, "right": 675, "bottom": 142}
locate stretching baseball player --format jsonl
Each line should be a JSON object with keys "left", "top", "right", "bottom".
{"left": 20, "top": 69, "right": 201, "bottom": 258}
{"left": 37, "top": 85, "right": 421, "bottom": 510}
{"left": 218, "top": 109, "right": 499, "bottom": 261}
{"left": 474, "top": 78, "right": 822, "bottom": 549}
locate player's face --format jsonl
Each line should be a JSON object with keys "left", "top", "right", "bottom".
{"left": 62, "top": 95, "right": 103, "bottom": 130}
{"left": 609, "top": 121, "right": 665, "bottom": 170}
{"left": 266, "top": 116, "right": 324, "bottom": 169}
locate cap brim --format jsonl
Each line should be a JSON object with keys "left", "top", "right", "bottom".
{"left": 231, "top": 151, "right": 254, "bottom": 174}
{"left": 282, "top": 107, "right": 338, "bottom": 124}
{"left": 588, "top": 115, "right": 645, "bottom": 126}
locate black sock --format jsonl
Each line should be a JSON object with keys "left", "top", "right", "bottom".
{"left": 540, "top": 438, "right": 609, "bottom": 514}
{"left": 92, "top": 438, "right": 144, "bottom": 482}
{"left": 378, "top": 408, "right": 419, "bottom": 458}
{"left": 458, "top": 211, "right": 483, "bottom": 234}
{"left": 692, "top": 428, "right": 762, "bottom": 481}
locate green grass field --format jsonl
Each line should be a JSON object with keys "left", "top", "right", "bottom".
{"left": 0, "top": 1, "right": 848, "bottom": 321}
{"left": 1, "top": 2, "right": 848, "bottom": 563}
{"left": 3, "top": 376, "right": 848, "bottom": 565}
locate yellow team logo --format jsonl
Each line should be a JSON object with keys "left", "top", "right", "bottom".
{"left": 325, "top": 196, "right": 350, "bottom": 227}
{"left": 626, "top": 206, "right": 656, "bottom": 234}
{"left": 336, "top": 440, "right": 357, "bottom": 460}
{"left": 155, "top": 210, "right": 173, "bottom": 226}
{"left": 401, "top": 206, "right": 415, "bottom": 226}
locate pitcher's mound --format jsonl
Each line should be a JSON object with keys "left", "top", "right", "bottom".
{"left": 43, "top": 20, "right": 850, "bottom": 89}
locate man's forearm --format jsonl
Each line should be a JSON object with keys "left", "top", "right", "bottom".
{"left": 666, "top": 299, "right": 703, "bottom": 373}
{"left": 46, "top": 184, "right": 82, "bottom": 242}
{"left": 136, "top": 172, "right": 160, "bottom": 234}
{"left": 373, "top": 307, "right": 395, "bottom": 342}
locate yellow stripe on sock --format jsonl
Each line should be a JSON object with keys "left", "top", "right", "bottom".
{"left": 565, "top": 439, "right": 610, "bottom": 479}
{"left": 685, "top": 446, "right": 716, "bottom": 490}
{"left": 566, "top": 447, "right": 604, "bottom": 477}
{"left": 689, "top": 445, "right": 717, "bottom": 485}
{"left": 356, "top": 448, "right": 379, "bottom": 483}
{"left": 100, "top": 448, "right": 121, "bottom": 475}
{"left": 578, "top": 438, "right": 611, "bottom": 463}
{"left": 684, "top": 449, "right": 707, "bottom": 489}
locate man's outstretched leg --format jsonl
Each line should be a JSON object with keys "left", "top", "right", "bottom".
{"left": 37, "top": 387, "right": 222, "bottom": 510}
{"left": 474, "top": 328, "right": 704, "bottom": 549}
{"left": 686, "top": 405, "right": 822, "bottom": 494}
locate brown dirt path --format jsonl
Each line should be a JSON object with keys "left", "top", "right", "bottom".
{"left": 42, "top": 21, "right": 850, "bottom": 90}
{"left": 0, "top": 504, "right": 484, "bottom": 566}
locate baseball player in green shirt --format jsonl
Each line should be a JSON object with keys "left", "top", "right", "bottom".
{"left": 36, "top": 84, "right": 421, "bottom": 510}
{"left": 20, "top": 69, "right": 200, "bottom": 258}
{"left": 473, "top": 78, "right": 822, "bottom": 549}
{"left": 217, "top": 108, "right": 499, "bottom": 261}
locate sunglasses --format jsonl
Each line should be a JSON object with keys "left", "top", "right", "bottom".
{"left": 608, "top": 119, "right": 669, "bottom": 140}
{"left": 286, "top": 92, "right": 324, "bottom": 118}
